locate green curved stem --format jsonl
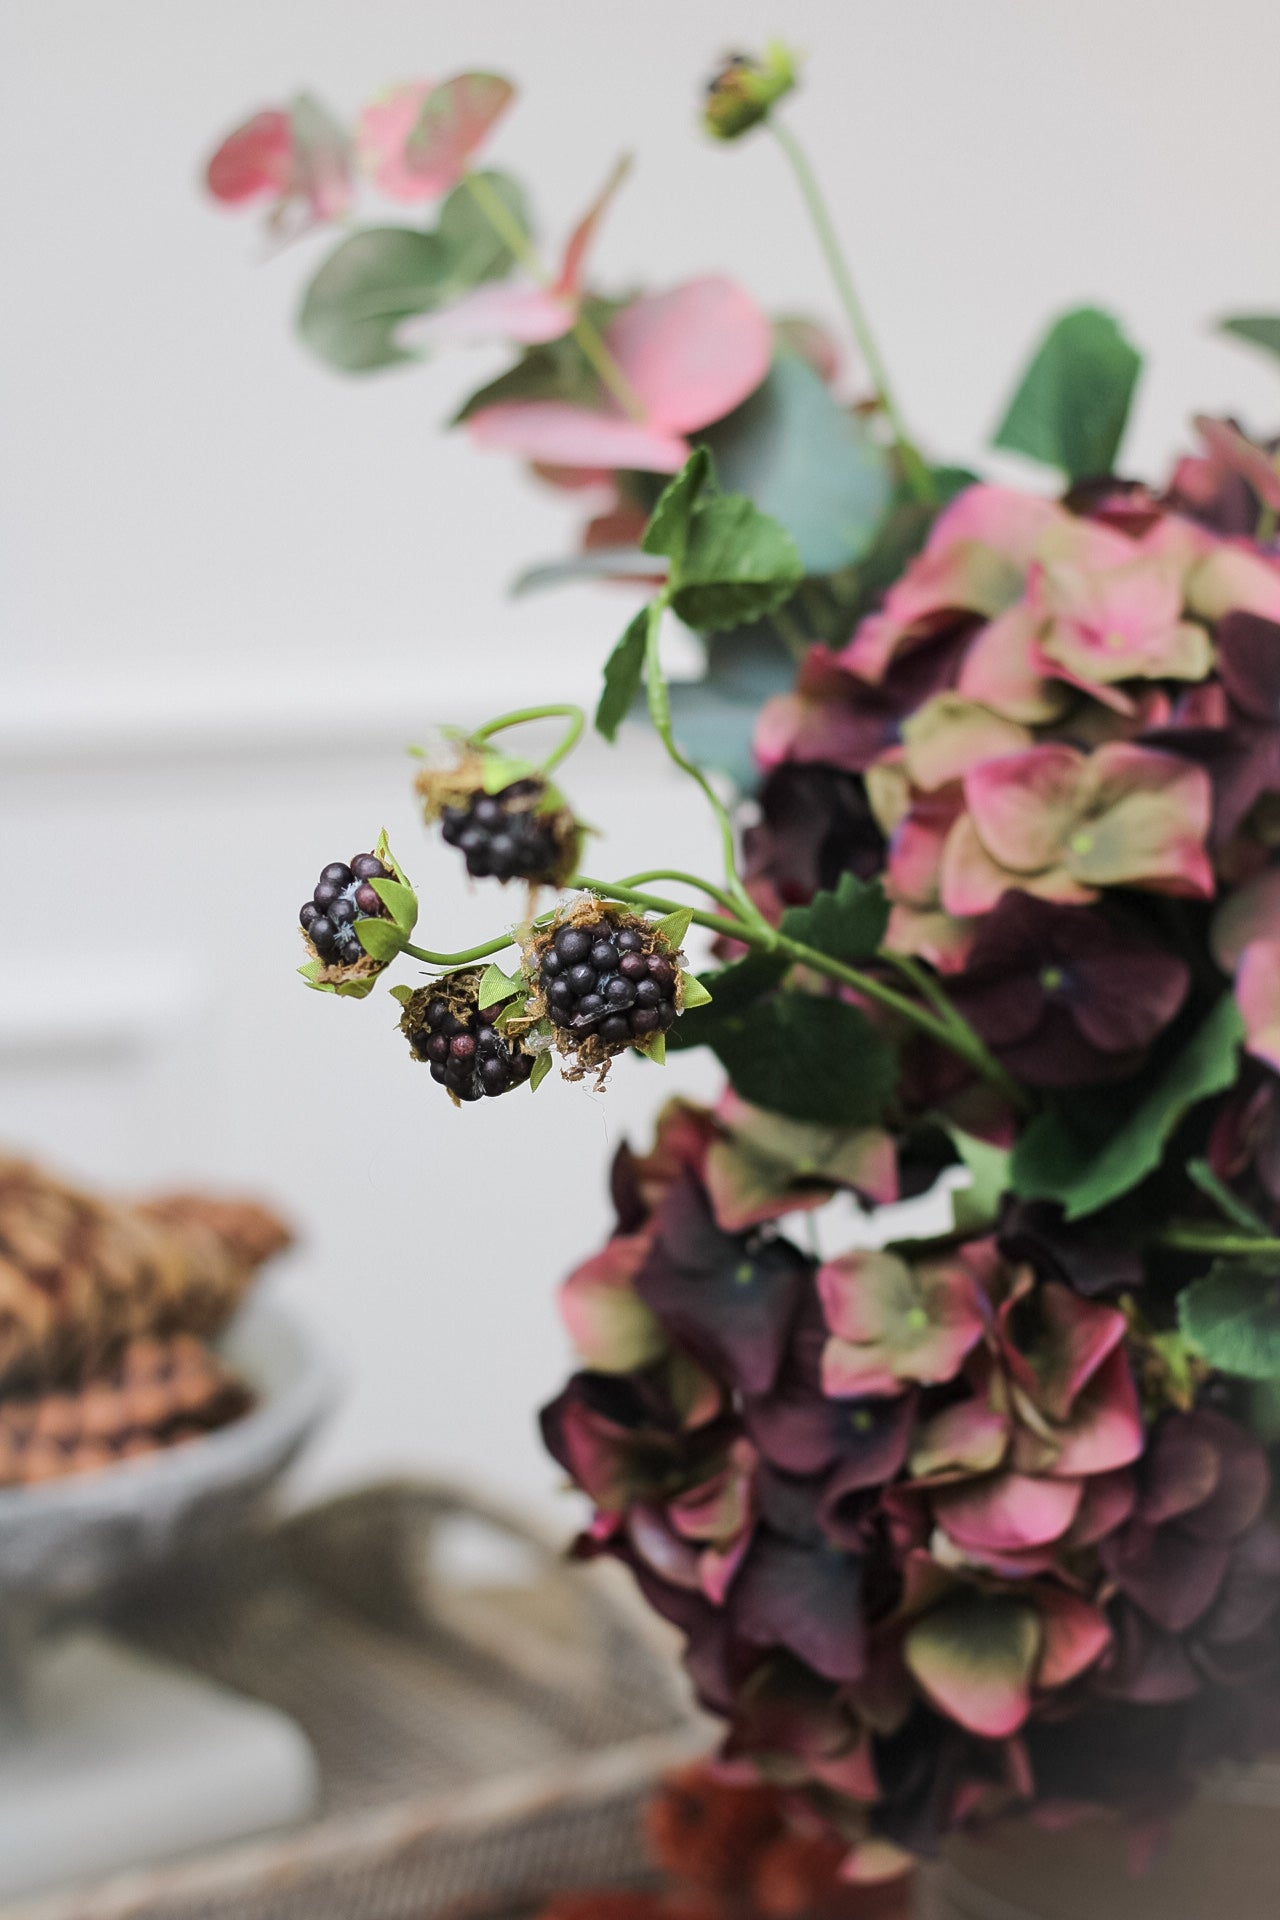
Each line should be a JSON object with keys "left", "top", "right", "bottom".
{"left": 460, "top": 171, "right": 648, "bottom": 422}
{"left": 1159, "top": 1227, "right": 1280, "bottom": 1258}
{"left": 617, "top": 869, "right": 744, "bottom": 917}
{"left": 569, "top": 874, "right": 751, "bottom": 942}
{"left": 469, "top": 703, "right": 585, "bottom": 775}
{"left": 403, "top": 934, "right": 521, "bottom": 968}
{"left": 768, "top": 120, "right": 935, "bottom": 509}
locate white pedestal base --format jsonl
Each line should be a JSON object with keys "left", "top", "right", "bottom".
{"left": 0, "top": 1630, "right": 319, "bottom": 1903}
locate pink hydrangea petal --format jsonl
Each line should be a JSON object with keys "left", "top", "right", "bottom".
{"left": 934, "top": 1471, "right": 1084, "bottom": 1553}
{"left": 605, "top": 276, "right": 772, "bottom": 433}
{"left": 901, "top": 695, "right": 1033, "bottom": 793}
{"left": 1212, "top": 868, "right": 1280, "bottom": 972}
{"left": 1044, "top": 1347, "right": 1145, "bottom": 1478}
{"left": 1186, "top": 542, "right": 1280, "bottom": 624}
{"left": 1067, "top": 745, "right": 1214, "bottom": 898}
{"left": 820, "top": 1340, "right": 903, "bottom": 1399}
{"left": 1235, "top": 939, "right": 1280, "bottom": 1072}
{"left": 924, "top": 485, "right": 1064, "bottom": 567}
{"left": 839, "top": 543, "right": 1023, "bottom": 684}
{"left": 957, "top": 604, "right": 1067, "bottom": 725}
{"left": 963, "top": 744, "right": 1087, "bottom": 876}
{"left": 1193, "top": 416, "right": 1280, "bottom": 513}
{"left": 558, "top": 1233, "right": 665, "bottom": 1370}
{"left": 910, "top": 1397, "right": 1011, "bottom": 1478}
{"left": 905, "top": 1590, "right": 1042, "bottom": 1737}
{"left": 1035, "top": 1588, "right": 1111, "bottom": 1690}
{"left": 999, "top": 1281, "right": 1126, "bottom": 1419}
{"left": 466, "top": 401, "right": 689, "bottom": 471}
{"left": 886, "top": 795, "right": 961, "bottom": 909}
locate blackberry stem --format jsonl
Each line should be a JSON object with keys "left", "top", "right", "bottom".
{"left": 468, "top": 703, "right": 586, "bottom": 775}
{"left": 617, "top": 869, "right": 744, "bottom": 917}
{"left": 1159, "top": 1227, "right": 1280, "bottom": 1257}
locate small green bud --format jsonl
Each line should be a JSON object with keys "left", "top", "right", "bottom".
{"left": 702, "top": 43, "right": 799, "bottom": 141}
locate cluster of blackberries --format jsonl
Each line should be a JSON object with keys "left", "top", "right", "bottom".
{"left": 539, "top": 918, "right": 678, "bottom": 1051}
{"left": 402, "top": 980, "right": 536, "bottom": 1102}
{"left": 300, "top": 853, "right": 390, "bottom": 965}
{"left": 439, "top": 780, "right": 568, "bottom": 884}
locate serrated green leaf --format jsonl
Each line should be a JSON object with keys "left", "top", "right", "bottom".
{"left": 670, "top": 493, "right": 804, "bottom": 633}
{"left": 652, "top": 908, "right": 694, "bottom": 950}
{"left": 710, "top": 991, "right": 896, "bottom": 1127}
{"left": 781, "top": 872, "right": 889, "bottom": 965}
{"left": 369, "top": 877, "right": 419, "bottom": 934}
{"left": 1221, "top": 315, "right": 1280, "bottom": 365}
{"left": 596, "top": 605, "right": 651, "bottom": 742}
{"left": 679, "top": 970, "right": 713, "bottom": 1009}
{"left": 641, "top": 449, "right": 714, "bottom": 565}
{"left": 529, "top": 1049, "right": 552, "bottom": 1091}
{"left": 664, "top": 951, "right": 790, "bottom": 1052}
{"left": 992, "top": 307, "right": 1142, "bottom": 483}
{"left": 354, "top": 918, "right": 407, "bottom": 962}
{"left": 1012, "top": 996, "right": 1243, "bottom": 1221}
{"left": 478, "top": 962, "right": 522, "bottom": 1008}
{"left": 1179, "top": 1261, "right": 1280, "bottom": 1380}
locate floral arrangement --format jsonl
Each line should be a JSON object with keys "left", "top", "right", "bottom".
{"left": 207, "top": 48, "right": 1280, "bottom": 1877}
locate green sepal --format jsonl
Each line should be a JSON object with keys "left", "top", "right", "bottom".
{"left": 369, "top": 877, "right": 419, "bottom": 934}
{"left": 652, "top": 907, "right": 694, "bottom": 950}
{"left": 479, "top": 750, "right": 538, "bottom": 792}
{"left": 478, "top": 962, "right": 523, "bottom": 1009}
{"left": 596, "top": 605, "right": 652, "bottom": 742}
{"left": 529, "top": 1050, "right": 553, "bottom": 1092}
{"left": 355, "top": 917, "right": 408, "bottom": 963}
{"left": 388, "top": 984, "right": 414, "bottom": 1008}
{"left": 1178, "top": 1260, "right": 1280, "bottom": 1381}
{"left": 645, "top": 1033, "right": 668, "bottom": 1066}
{"left": 679, "top": 970, "right": 714, "bottom": 1009}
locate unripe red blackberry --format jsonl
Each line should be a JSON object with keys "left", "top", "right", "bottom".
{"left": 400, "top": 971, "right": 537, "bottom": 1104}
{"left": 418, "top": 753, "right": 580, "bottom": 888}
{"left": 529, "top": 904, "right": 682, "bottom": 1084}
{"left": 299, "top": 852, "right": 391, "bottom": 967}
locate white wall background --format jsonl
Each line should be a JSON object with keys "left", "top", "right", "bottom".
{"left": 3, "top": 0, "right": 1280, "bottom": 1519}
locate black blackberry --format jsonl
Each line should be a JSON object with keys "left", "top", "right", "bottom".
{"left": 400, "top": 973, "right": 536, "bottom": 1103}
{"left": 537, "top": 913, "right": 678, "bottom": 1061}
{"left": 300, "top": 851, "right": 391, "bottom": 967}
{"left": 438, "top": 777, "right": 577, "bottom": 885}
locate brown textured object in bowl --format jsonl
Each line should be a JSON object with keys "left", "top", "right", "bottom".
{"left": 0, "top": 1154, "right": 291, "bottom": 1388}
{"left": 0, "top": 1332, "right": 252, "bottom": 1488}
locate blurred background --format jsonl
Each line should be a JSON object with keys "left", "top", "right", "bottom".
{"left": 5, "top": 0, "right": 1280, "bottom": 1523}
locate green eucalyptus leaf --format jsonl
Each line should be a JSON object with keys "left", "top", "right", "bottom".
{"left": 1012, "top": 996, "right": 1243, "bottom": 1221}
{"left": 1221, "top": 315, "right": 1280, "bottom": 365}
{"left": 478, "top": 962, "right": 522, "bottom": 1009}
{"left": 992, "top": 307, "right": 1142, "bottom": 483}
{"left": 596, "top": 605, "right": 651, "bottom": 742}
{"left": 1179, "top": 1260, "right": 1280, "bottom": 1380}
{"left": 708, "top": 990, "right": 896, "bottom": 1127}
{"left": 670, "top": 493, "right": 804, "bottom": 633}
{"left": 652, "top": 908, "right": 694, "bottom": 950}
{"left": 529, "top": 1049, "right": 553, "bottom": 1091}
{"left": 369, "top": 877, "right": 419, "bottom": 933}
{"left": 781, "top": 872, "right": 889, "bottom": 965}
{"left": 641, "top": 448, "right": 714, "bottom": 565}
{"left": 354, "top": 918, "right": 407, "bottom": 963}
{"left": 513, "top": 548, "right": 667, "bottom": 596}
{"left": 679, "top": 971, "right": 714, "bottom": 1009}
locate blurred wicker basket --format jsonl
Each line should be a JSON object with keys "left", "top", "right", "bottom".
{"left": 2, "top": 1479, "right": 709, "bottom": 1920}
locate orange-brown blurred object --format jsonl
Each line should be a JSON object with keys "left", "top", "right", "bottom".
{"left": 0, "top": 1155, "right": 291, "bottom": 1390}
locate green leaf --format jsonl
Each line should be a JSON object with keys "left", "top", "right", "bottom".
{"left": 670, "top": 493, "right": 804, "bottom": 632}
{"left": 388, "top": 984, "right": 413, "bottom": 1007}
{"left": 1221, "top": 315, "right": 1280, "bottom": 366}
{"left": 1012, "top": 996, "right": 1243, "bottom": 1221}
{"left": 641, "top": 449, "right": 713, "bottom": 565}
{"left": 709, "top": 991, "right": 896, "bottom": 1128}
{"left": 992, "top": 307, "right": 1142, "bottom": 483}
{"left": 403, "top": 72, "right": 514, "bottom": 182}
{"left": 665, "top": 952, "right": 789, "bottom": 1053}
{"left": 529, "top": 1049, "right": 552, "bottom": 1091}
{"left": 699, "top": 353, "right": 891, "bottom": 573}
{"left": 595, "top": 605, "right": 651, "bottom": 742}
{"left": 297, "top": 172, "right": 528, "bottom": 374}
{"left": 478, "top": 962, "right": 522, "bottom": 1009}
{"left": 652, "top": 907, "right": 694, "bottom": 950}
{"left": 645, "top": 1032, "right": 667, "bottom": 1066}
{"left": 679, "top": 970, "right": 713, "bottom": 1009}
{"left": 354, "top": 918, "right": 407, "bottom": 963}
{"left": 369, "top": 877, "right": 419, "bottom": 934}
{"left": 946, "top": 1127, "right": 1013, "bottom": 1234}
{"left": 1179, "top": 1261, "right": 1280, "bottom": 1380}
{"left": 781, "top": 872, "right": 889, "bottom": 965}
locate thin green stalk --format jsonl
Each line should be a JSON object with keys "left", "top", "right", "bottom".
{"left": 403, "top": 933, "right": 521, "bottom": 967}
{"left": 1160, "top": 1227, "right": 1280, "bottom": 1258}
{"left": 769, "top": 119, "right": 936, "bottom": 509}
{"left": 469, "top": 703, "right": 585, "bottom": 775}
{"left": 1187, "top": 1159, "right": 1271, "bottom": 1237}
{"left": 461, "top": 170, "right": 648, "bottom": 422}
{"left": 570, "top": 873, "right": 752, "bottom": 942}
{"left": 617, "top": 869, "right": 745, "bottom": 918}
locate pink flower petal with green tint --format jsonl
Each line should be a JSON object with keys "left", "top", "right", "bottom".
{"left": 1235, "top": 938, "right": 1280, "bottom": 1072}
{"left": 705, "top": 1094, "right": 896, "bottom": 1230}
{"left": 1039, "top": 1347, "right": 1144, "bottom": 1478}
{"left": 818, "top": 1249, "right": 985, "bottom": 1394}
{"left": 1033, "top": 552, "right": 1212, "bottom": 694}
{"left": 958, "top": 603, "right": 1069, "bottom": 726}
{"left": 467, "top": 401, "right": 689, "bottom": 471}
{"left": 939, "top": 815, "right": 1092, "bottom": 918}
{"left": 905, "top": 1589, "right": 1043, "bottom": 1737}
{"left": 1067, "top": 744, "right": 1214, "bottom": 898}
{"left": 1212, "top": 867, "right": 1280, "bottom": 972}
{"left": 403, "top": 71, "right": 515, "bottom": 198}
{"left": 1186, "top": 542, "right": 1280, "bottom": 624}
{"left": 1193, "top": 416, "right": 1280, "bottom": 513}
{"left": 999, "top": 1281, "right": 1126, "bottom": 1420}
{"left": 605, "top": 276, "right": 772, "bottom": 433}
{"left": 886, "top": 792, "right": 962, "bottom": 908}
{"left": 1035, "top": 1587, "right": 1111, "bottom": 1690}
{"left": 926, "top": 485, "right": 1063, "bottom": 564}
{"left": 901, "top": 696, "right": 1033, "bottom": 793}
{"left": 558, "top": 1233, "right": 666, "bottom": 1370}
{"left": 934, "top": 1471, "right": 1084, "bottom": 1553}
{"left": 963, "top": 745, "right": 1088, "bottom": 876}
{"left": 910, "top": 1396, "right": 1010, "bottom": 1479}
{"left": 840, "top": 542, "right": 1024, "bottom": 683}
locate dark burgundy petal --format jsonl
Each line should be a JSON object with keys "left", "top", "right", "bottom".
{"left": 636, "top": 1172, "right": 810, "bottom": 1397}
{"left": 1099, "top": 1604, "right": 1202, "bottom": 1703}
{"left": 1200, "top": 1520, "right": 1280, "bottom": 1645}
{"left": 743, "top": 763, "right": 886, "bottom": 907}
{"left": 1215, "top": 610, "right": 1280, "bottom": 721}
{"left": 1100, "top": 1518, "right": 1231, "bottom": 1633}
{"left": 729, "top": 1532, "right": 866, "bottom": 1682}
{"left": 1069, "top": 947, "right": 1190, "bottom": 1054}
{"left": 997, "top": 1200, "right": 1145, "bottom": 1299}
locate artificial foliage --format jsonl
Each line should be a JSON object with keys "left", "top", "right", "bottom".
{"left": 209, "top": 42, "right": 1280, "bottom": 1875}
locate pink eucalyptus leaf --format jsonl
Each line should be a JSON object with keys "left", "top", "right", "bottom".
{"left": 206, "top": 108, "right": 293, "bottom": 204}
{"left": 356, "top": 82, "right": 434, "bottom": 201}
{"left": 905, "top": 1590, "right": 1042, "bottom": 1737}
{"left": 467, "top": 400, "right": 689, "bottom": 472}
{"left": 604, "top": 276, "right": 771, "bottom": 433}
{"left": 402, "top": 71, "right": 515, "bottom": 198}
{"left": 555, "top": 154, "right": 631, "bottom": 297}
{"left": 406, "top": 280, "right": 576, "bottom": 348}
{"left": 288, "top": 93, "right": 354, "bottom": 221}
{"left": 934, "top": 1471, "right": 1084, "bottom": 1554}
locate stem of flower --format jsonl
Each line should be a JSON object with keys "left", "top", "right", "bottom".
{"left": 1187, "top": 1159, "right": 1272, "bottom": 1237}
{"left": 617, "top": 869, "right": 745, "bottom": 918}
{"left": 402, "top": 934, "right": 524, "bottom": 967}
{"left": 1159, "top": 1227, "right": 1280, "bottom": 1258}
{"left": 460, "top": 170, "right": 649, "bottom": 423}
{"left": 468, "top": 703, "right": 585, "bottom": 775}
{"left": 768, "top": 119, "right": 936, "bottom": 510}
